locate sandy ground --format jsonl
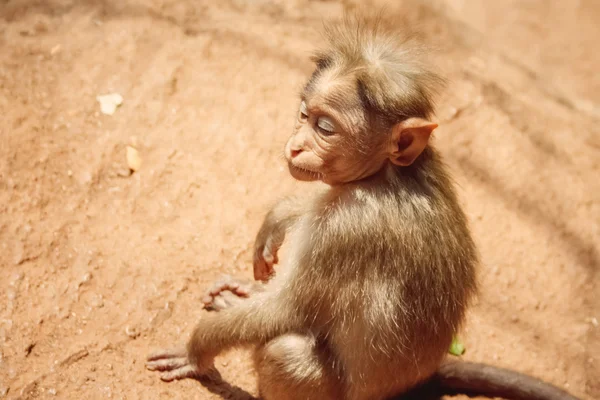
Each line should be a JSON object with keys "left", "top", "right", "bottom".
{"left": 0, "top": 0, "right": 598, "bottom": 399}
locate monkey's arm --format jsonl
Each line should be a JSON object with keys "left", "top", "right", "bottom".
{"left": 147, "top": 290, "right": 301, "bottom": 381}
{"left": 253, "top": 195, "right": 305, "bottom": 281}
{"left": 192, "top": 290, "right": 298, "bottom": 353}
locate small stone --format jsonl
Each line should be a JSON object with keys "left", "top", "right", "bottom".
{"left": 116, "top": 168, "right": 132, "bottom": 177}
{"left": 90, "top": 294, "right": 104, "bottom": 308}
{"left": 48, "top": 388, "right": 57, "bottom": 395}
{"left": 126, "top": 146, "right": 142, "bottom": 172}
{"left": 585, "top": 317, "right": 599, "bottom": 327}
{"left": 25, "top": 342, "right": 36, "bottom": 356}
{"left": 125, "top": 325, "right": 140, "bottom": 339}
{"left": 12, "top": 245, "right": 24, "bottom": 265}
{"left": 96, "top": 93, "right": 123, "bottom": 115}
{"left": 78, "top": 272, "right": 92, "bottom": 287}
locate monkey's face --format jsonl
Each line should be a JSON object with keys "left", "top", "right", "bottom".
{"left": 284, "top": 95, "right": 388, "bottom": 186}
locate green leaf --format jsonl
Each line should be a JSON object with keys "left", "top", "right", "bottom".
{"left": 449, "top": 337, "right": 465, "bottom": 356}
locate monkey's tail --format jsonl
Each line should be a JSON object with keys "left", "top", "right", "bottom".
{"left": 431, "top": 361, "right": 581, "bottom": 400}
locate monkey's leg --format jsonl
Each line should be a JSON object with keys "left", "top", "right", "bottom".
{"left": 147, "top": 290, "right": 303, "bottom": 382}
{"left": 202, "top": 275, "right": 265, "bottom": 311}
{"left": 254, "top": 333, "right": 342, "bottom": 400}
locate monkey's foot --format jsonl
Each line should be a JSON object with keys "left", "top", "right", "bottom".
{"left": 202, "top": 275, "right": 263, "bottom": 311}
{"left": 146, "top": 348, "right": 203, "bottom": 382}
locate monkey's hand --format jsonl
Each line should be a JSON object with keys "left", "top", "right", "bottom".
{"left": 253, "top": 196, "right": 305, "bottom": 282}
{"left": 253, "top": 232, "right": 281, "bottom": 282}
{"left": 202, "top": 274, "right": 266, "bottom": 311}
{"left": 146, "top": 347, "right": 213, "bottom": 382}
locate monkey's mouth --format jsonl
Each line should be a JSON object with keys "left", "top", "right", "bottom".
{"left": 287, "top": 163, "right": 323, "bottom": 181}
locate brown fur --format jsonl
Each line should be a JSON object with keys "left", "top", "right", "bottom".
{"left": 147, "top": 15, "right": 479, "bottom": 400}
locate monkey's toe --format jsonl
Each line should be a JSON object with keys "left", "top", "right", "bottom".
{"left": 147, "top": 347, "right": 187, "bottom": 362}
{"left": 204, "top": 289, "right": 247, "bottom": 311}
{"left": 208, "top": 275, "right": 252, "bottom": 297}
{"left": 203, "top": 276, "right": 258, "bottom": 311}
{"left": 160, "top": 365, "right": 200, "bottom": 382}
{"left": 254, "top": 255, "right": 275, "bottom": 282}
{"left": 146, "top": 357, "right": 188, "bottom": 372}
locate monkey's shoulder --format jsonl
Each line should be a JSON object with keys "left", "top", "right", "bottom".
{"left": 301, "top": 183, "right": 475, "bottom": 267}
{"left": 313, "top": 183, "right": 448, "bottom": 227}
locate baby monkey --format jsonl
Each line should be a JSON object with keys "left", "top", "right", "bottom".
{"left": 147, "top": 16, "right": 580, "bottom": 400}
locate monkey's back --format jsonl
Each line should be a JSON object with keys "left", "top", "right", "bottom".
{"left": 294, "top": 153, "right": 478, "bottom": 396}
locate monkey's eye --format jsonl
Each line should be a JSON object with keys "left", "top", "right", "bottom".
{"left": 316, "top": 116, "right": 335, "bottom": 134}
{"left": 299, "top": 101, "right": 309, "bottom": 120}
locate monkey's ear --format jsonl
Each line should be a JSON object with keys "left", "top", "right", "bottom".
{"left": 389, "top": 118, "right": 438, "bottom": 166}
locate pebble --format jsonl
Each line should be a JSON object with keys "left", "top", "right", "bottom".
{"left": 125, "top": 326, "right": 140, "bottom": 339}
{"left": 90, "top": 293, "right": 104, "bottom": 308}
{"left": 585, "top": 317, "right": 598, "bottom": 327}
{"left": 78, "top": 272, "right": 93, "bottom": 287}
{"left": 126, "top": 146, "right": 142, "bottom": 172}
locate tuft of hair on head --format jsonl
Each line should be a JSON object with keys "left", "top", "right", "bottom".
{"left": 310, "top": 12, "right": 447, "bottom": 127}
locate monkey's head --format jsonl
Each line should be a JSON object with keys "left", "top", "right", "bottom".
{"left": 284, "top": 17, "right": 445, "bottom": 186}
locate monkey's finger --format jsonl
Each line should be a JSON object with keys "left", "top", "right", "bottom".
{"left": 214, "top": 282, "right": 241, "bottom": 294}
{"left": 263, "top": 250, "right": 277, "bottom": 271}
{"left": 211, "top": 295, "right": 229, "bottom": 310}
{"left": 146, "top": 357, "right": 189, "bottom": 371}
{"left": 254, "top": 260, "right": 270, "bottom": 281}
{"left": 232, "top": 285, "right": 251, "bottom": 296}
{"left": 208, "top": 275, "right": 241, "bottom": 296}
{"left": 147, "top": 348, "right": 187, "bottom": 361}
{"left": 208, "top": 282, "right": 226, "bottom": 296}
{"left": 262, "top": 248, "right": 275, "bottom": 265}
{"left": 160, "top": 365, "right": 200, "bottom": 382}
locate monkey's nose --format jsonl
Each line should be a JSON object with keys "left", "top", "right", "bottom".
{"left": 290, "top": 149, "right": 303, "bottom": 158}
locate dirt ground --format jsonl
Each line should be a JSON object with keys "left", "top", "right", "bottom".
{"left": 0, "top": 0, "right": 598, "bottom": 399}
